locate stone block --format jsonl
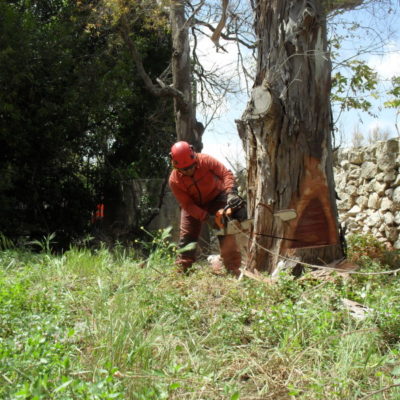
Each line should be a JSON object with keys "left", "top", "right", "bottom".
{"left": 360, "top": 161, "right": 378, "bottom": 179}
{"left": 363, "top": 147, "right": 376, "bottom": 162}
{"left": 385, "top": 188, "right": 394, "bottom": 197}
{"left": 385, "top": 227, "right": 398, "bottom": 242}
{"left": 373, "top": 181, "right": 387, "bottom": 196}
{"left": 347, "top": 185, "right": 358, "bottom": 196}
{"left": 378, "top": 153, "right": 398, "bottom": 172}
{"left": 340, "top": 159, "right": 350, "bottom": 170}
{"left": 394, "top": 211, "right": 400, "bottom": 225}
{"left": 347, "top": 205, "right": 361, "bottom": 216}
{"left": 356, "top": 196, "right": 368, "bottom": 209}
{"left": 394, "top": 187, "right": 400, "bottom": 209}
{"left": 383, "top": 171, "right": 396, "bottom": 183}
{"left": 368, "top": 192, "right": 380, "bottom": 209}
{"left": 355, "top": 212, "right": 367, "bottom": 221}
{"left": 349, "top": 150, "right": 364, "bottom": 165}
{"left": 366, "top": 211, "right": 382, "bottom": 227}
{"left": 347, "top": 220, "right": 359, "bottom": 231}
{"left": 362, "top": 225, "right": 370, "bottom": 234}
{"left": 337, "top": 194, "right": 353, "bottom": 210}
{"left": 381, "top": 197, "right": 393, "bottom": 211}
{"left": 357, "top": 183, "right": 367, "bottom": 195}
{"left": 375, "top": 172, "right": 385, "bottom": 182}
{"left": 384, "top": 212, "right": 395, "bottom": 226}
{"left": 376, "top": 138, "right": 399, "bottom": 154}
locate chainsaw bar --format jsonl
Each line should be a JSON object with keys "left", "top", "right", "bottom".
{"left": 214, "top": 218, "right": 253, "bottom": 236}
{"left": 273, "top": 209, "right": 297, "bottom": 221}
{"left": 213, "top": 207, "right": 298, "bottom": 239}
{"left": 214, "top": 218, "right": 298, "bottom": 241}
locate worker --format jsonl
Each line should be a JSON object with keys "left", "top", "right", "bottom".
{"left": 169, "top": 141, "right": 242, "bottom": 276}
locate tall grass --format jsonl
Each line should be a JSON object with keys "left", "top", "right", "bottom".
{"left": 1, "top": 232, "right": 400, "bottom": 399}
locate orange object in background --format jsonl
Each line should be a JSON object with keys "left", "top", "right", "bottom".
{"left": 91, "top": 203, "right": 104, "bottom": 223}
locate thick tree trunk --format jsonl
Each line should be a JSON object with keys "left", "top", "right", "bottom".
{"left": 237, "top": 0, "right": 343, "bottom": 273}
{"left": 170, "top": 1, "right": 203, "bottom": 151}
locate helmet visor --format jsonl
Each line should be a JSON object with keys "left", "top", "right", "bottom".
{"left": 177, "top": 163, "right": 196, "bottom": 172}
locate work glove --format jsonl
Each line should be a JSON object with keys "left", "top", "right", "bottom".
{"left": 227, "top": 191, "right": 242, "bottom": 208}
{"left": 214, "top": 208, "right": 232, "bottom": 229}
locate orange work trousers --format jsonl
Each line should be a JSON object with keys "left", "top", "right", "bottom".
{"left": 176, "top": 193, "right": 241, "bottom": 274}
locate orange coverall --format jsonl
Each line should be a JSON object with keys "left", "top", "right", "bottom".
{"left": 169, "top": 153, "right": 242, "bottom": 274}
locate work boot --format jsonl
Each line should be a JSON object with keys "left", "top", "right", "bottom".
{"left": 226, "top": 267, "right": 241, "bottom": 278}
{"left": 207, "top": 255, "right": 225, "bottom": 275}
{"left": 175, "top": 257, "right": 194, "bottom": 274}
{"left": 219, "top": 234, "right": 242, "bottom": 274}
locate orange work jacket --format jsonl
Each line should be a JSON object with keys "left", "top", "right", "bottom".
{"left": 169, "top": 153, "right": 235, "bottom": 221}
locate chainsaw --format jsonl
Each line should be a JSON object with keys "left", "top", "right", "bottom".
{"left": 214, "top": 199, "right": 297, "bottom": 238}
{"left": 214, "top": 197, "right": 250, "bottom": 236}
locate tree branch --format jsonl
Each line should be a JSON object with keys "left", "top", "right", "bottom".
{"left": 359, "top": 384, "right": 400, "bottom": 400}
{"left": 211, "top": 0, "right": 229, "bottom": 46}
{"left": 324, "top": 0, "right": 364, "bottom": 13}
{"left": 193, "top": 20, "right": 256, "bottom": 49}
{"left": 118, "top": 14, "right": 187, "bottom": 104}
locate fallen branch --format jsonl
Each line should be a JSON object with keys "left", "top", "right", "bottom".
{"left": 359, "top": 383, "right": 400, "bottom": 400}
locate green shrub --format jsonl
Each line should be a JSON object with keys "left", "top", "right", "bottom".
{"left": 347, "top": 233, "right": 386, "bottom": 265}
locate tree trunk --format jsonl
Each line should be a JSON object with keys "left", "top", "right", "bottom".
{"left": 170, "top": 1, "right": 203, "bottom": 151}
{"left": 237, "top": 0, "right": 343, "bottom": 273}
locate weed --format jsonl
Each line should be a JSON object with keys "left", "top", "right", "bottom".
{"left": 0, "top": 232, "right": 14, "bottom": 250}
{"left": 2, "top": 234, "right": 400, "bottom": 399}
{"left": 347, "top": 233, "right": 386, "bottom": 265}
{"left": 28, "top": 232, "right": 57, "bottom": 254}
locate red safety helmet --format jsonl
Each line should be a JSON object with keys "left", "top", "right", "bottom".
{"left": 170, "top": 141, "right": 197, "bottom": 169}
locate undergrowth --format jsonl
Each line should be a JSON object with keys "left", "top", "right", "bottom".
{"left": 1, "top": 232, "right": 400, "bottom": 399}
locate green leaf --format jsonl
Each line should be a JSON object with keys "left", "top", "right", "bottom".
{"left": 169, "top": 383, "right": 181, "bottom": 390}
{"left": 53, "top": 380, "right": 73, "bottom": 393}
{"left": 230, "top": 392, "right": 240, "bottom": 400}
{"left": 176, "top": 242, "right": 196, "bottom": 253}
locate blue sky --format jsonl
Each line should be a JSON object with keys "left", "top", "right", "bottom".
{"left": 200, "top": 4, "right": 400, "bottom": 168}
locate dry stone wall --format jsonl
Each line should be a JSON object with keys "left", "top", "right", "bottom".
{"left": 334, "top": 138, "right": 400, "bottom": 249}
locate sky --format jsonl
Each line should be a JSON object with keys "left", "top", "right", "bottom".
{"left": 198, "top": 4, "right": 400, "bottom": 169}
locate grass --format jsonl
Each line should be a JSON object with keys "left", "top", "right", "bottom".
{"left": 1, "top": 232, "right": 400, "bottom": 399}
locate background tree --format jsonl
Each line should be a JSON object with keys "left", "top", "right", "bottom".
{"left": 100, "top": 0, "right": 256, "bottom": 151}
{"left": 328, "top": 2, "right": 399, "bottom": 147}
{"left": 0, "top": 0, "right": 175, "bottom": 246}
{"left": 384, "top": 76, "right": 400, "bottom": 136}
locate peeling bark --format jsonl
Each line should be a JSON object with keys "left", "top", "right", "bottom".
{"left": 238, "top": 0, "right": 343, "bottom": 273}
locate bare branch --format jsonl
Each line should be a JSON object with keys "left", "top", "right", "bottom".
{"left": 210, "top": 0, "right": 229, "bottom": 46}
{"left": 193, "top": 19, "right": 256, "bottom": 49}
{"left": 324, "top": 0, "right": 364, "bottom": 13}
{"left": 118, "top": 14, "right": 187, "bottom": 105}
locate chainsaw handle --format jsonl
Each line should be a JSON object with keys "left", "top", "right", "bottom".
{"left": 214, "top": 209, "right": 225, "bottom": 229}
{"left": 214, "top": 208, "right": 232, "bottom": 229}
